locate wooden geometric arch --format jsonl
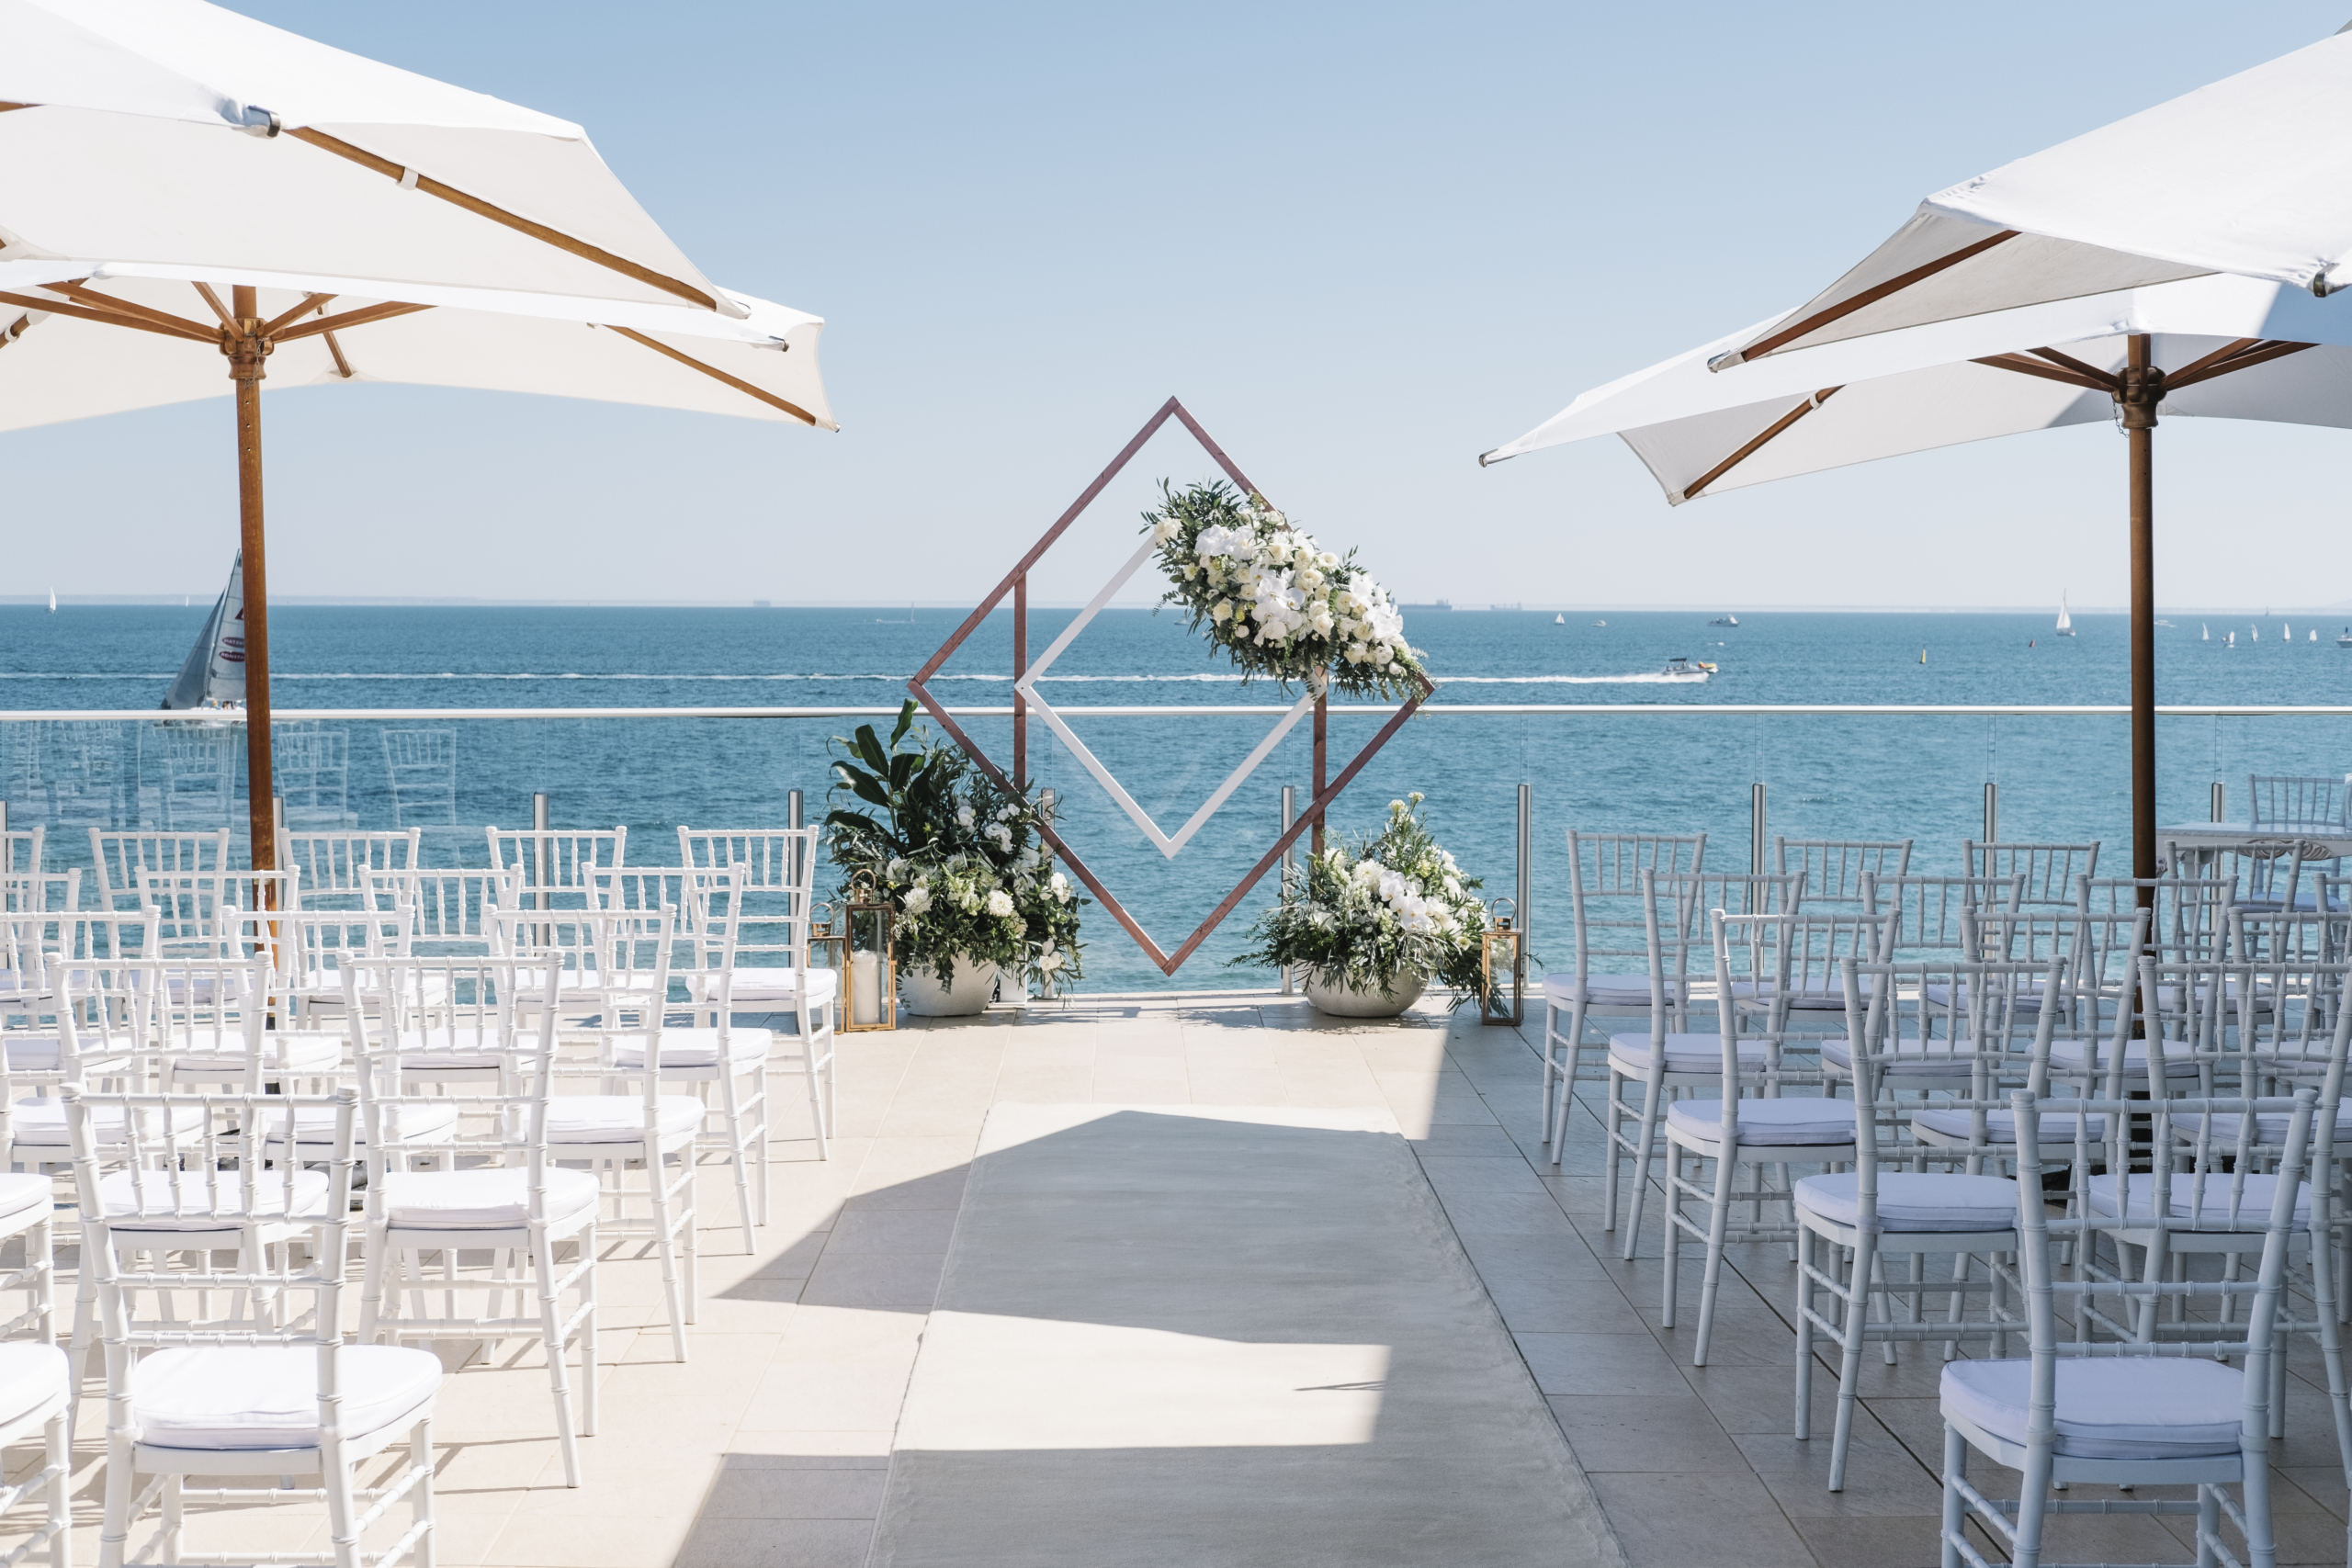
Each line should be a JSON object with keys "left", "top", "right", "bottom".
{"left": 906, "top": 397, "right": 1436, "bottom": 976}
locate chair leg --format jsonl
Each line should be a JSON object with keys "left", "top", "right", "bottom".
{"left": 1660, "top": 1145, "right": 1683, "bottom": 1331}
{"left": 411, "top": 1415, "right": 438, "bottom": 1568}
{"left": 579, "top": 1225, "right": 600, "bottom": 1438}
{"left": 718, "top": 1068, "right": 757, "bottom": 1254}
{"left": 1794, "top": 1226, "right": 1814, "bottom": 1439}
{"left": 532, "top": 1225, "right": 582, "bottom": 1488}
{"left": 1829, "top": 1234, "right": 1875, "bottom": 1492}
{"left": 1939, "top": 1424, "right": 1965, "bottom": 1568}
{"left": 1692, "top": 1145, "right": 1738, "bottom": 1366}
{"left": 41, "top": 1404, "right": 68, "bottom": 1568}
{"left": 96, "top": 1347, "right": 133, "bottom": 1568}
{"left": 643, "top": 1152, "right": 690, "bottom": 1360}
{"left": 2013, "top": 1427, "right": 2054, "bottom": 1568}
{"left": 1621, "top": 1077, "right": 1667, "bottom": 1263}
{"left": 322, "top": 1431, "right": 361, "bottom": 1568}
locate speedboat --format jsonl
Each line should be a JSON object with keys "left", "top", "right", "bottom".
{"left": 2337, "top": 626, "right": 2352, "bottom": 648}
{"left": 1658, "top": 657, "right": 1713, "bottom": 681}
{"left": 1708, "top": 614, "right": 1738, "bottom": 627}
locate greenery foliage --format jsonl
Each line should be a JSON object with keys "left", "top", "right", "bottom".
{"left": 1231, "top": 793, "right": 1489, "bottom": 1005}
{"left": 822, "top": 701, "right": 1086, "bottom": 996}
{"left": 1142, "top": 479, "right": 1426, "bottom": 700}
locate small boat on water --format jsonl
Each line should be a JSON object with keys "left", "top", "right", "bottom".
{"left": 45, "top": 589, "right": 54, "bottom": 614}
{"left": 1657, "top": 657, "right": 1713, "bottom": 681}
{"left": 161, "top": 552, "right": 247, "bottom": 720}
{"left": 2154, "top": 618, "right": 2175, "bottom": 628}
{"left": 2054, "top": 593, "right": 2075, "bottom": 636}
{"left": 1554, "top": 614, "right": 1565, "bottom": 625}
{"left": 2252, "top": 624, "right": 2261, "bottom": 642}
{"left": 2338, "top": 626, "right": 2352, "bottom": 648}
{"left": 1592, "top": 619, "right": 1607, "bottom": 627}
{"left": 2202, "top": 623, "right": 2210, "bottom": 640}
{"left": 2312, "top": 628, "right": 2320, "bottom": 642}
{"left": 2228, "top": 631, "right": 2237, "bottom": 647}
{"left": 1708, "top": 614, "right": 1738, "bottom": 627}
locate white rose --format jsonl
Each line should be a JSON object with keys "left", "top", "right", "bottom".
{"left": 956, "top": 804, "right": 975, "bottom": 829}
{"left": 1317, "top": 551, "right": 1338, "bottom": 570}
{"left": 902, "top": 886, "right": 933, "bottom": 916}
{"left": 1182, "top": 563, "right": 1199, "bottom": 580}
{"left": 1346, "top": 642, "right": 1368, "bottom": 663}
{"left": 1212, "top": 601, "right": 1234, "bottom": 623}
{"left": 1297, "top": 567, "right": 1324, "bottom": 589}
{"left": 986, "top": 889, "right": 1015, "bottom": 919}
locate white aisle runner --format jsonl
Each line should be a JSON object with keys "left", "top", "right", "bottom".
{"left": 867, "top": 1103, "right": 1624, "bottom": 1567}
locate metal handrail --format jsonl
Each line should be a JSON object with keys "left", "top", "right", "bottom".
{"left": 5, "top": 704, "right": 2352, "bottom": 722}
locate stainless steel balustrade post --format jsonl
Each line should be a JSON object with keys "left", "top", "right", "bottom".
{"left": 1983, "top": 781, "right": 1998, "bottom": 843}
{"left": 532, "top": 790, "right": 551, "bottom": 914}
{"left": 1279, "top": 785, "right": 1297, "bottom": 998}
{"left": 1516, "top": 782, "right": 1532, "bottom": 1008}
{"left": 1750, "top": 782, "right": 1767, "bottom": 875}
{"left": 788, "top": 787, "right": 805, "bottom": 894}
{"left": 2212, "top": 781, "right": 2225, "bottom": 823}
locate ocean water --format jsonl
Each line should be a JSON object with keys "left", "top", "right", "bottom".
{"left": 4, "top": 603, "right": 2349, "bottom": 991}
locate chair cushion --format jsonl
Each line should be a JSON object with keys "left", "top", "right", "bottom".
{"left": 8, "top": 1100, "right": 208, "bottom": 1146}
{"left": 1544, "top": 972, "right": 1677, "bottom": 1009}
{"left": 1820, "top": 1038, "right": 1978, "bottom": 1081}
{"left": 544, "top": 1095, "right": 705, "bottom": 1144}
{"left": 1911, "top": 1107, "right": 2108, "bottom": 1145}
{"left": 2047, "top": 1038, "right": 2201, "bottom": 1081}
{"left": 379, "top": 1168, "right": 600, "bottom": 1230}
{"left": 98, "top": 1168, "right": 331, "bottom": 1233}
{"left": 718, "top": 968, "right": 839, "bottom": 1004}
{"left": 258, "top": 1101, "right": 462, "bottom": 1149}
{"left": 394, "top": 1028, "right": 507, "bottom": 1071}
{"left": 167, "top": 1032, "right": 344, "bottom": 1077}
{"left": 1940, "top": 1356, "right": 2245, "bottom": 1460}
{"left": 2086, "top": 1173, "right": 2310, "bottom": 1225}
{"left": 1665, "top": 1097, "right": 1858, "bottom": 1147}
{"left": 1607, "top": 1033, "right": 1767, "bottom": 1076}
{"left": 1795, "top": 1172, "right": 2018, "bottom": 1233}
{"left": 2175, "top": 1102, "right": 2352, "bottom": 1145}
{"left": 0, "top": 1174, "right": 50, "bottom": 1226}
{"left": 0, "top": 1343, "right": 67, "bottom": 1430}
{"left": 608, "top": 1027, "right": 772, "bottom": 1069}
{"left": 131, "top": 1345, "right": 442, "bottom": 1450}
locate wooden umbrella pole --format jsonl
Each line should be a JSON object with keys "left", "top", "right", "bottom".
{"left": 228, "top": 286, "right": 277, "bottom": 881}
{"left": 2120, "top": 333, "right": 2163, "bottom": 905}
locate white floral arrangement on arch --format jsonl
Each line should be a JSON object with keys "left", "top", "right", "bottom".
{"left": 1143, "top": 479, "right": 1425, "bottom": 700}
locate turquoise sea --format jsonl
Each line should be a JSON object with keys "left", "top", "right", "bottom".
{"left": 4, "top": 603, "right": 2349, "bottom": 991}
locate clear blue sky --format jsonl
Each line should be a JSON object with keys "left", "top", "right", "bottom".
{"left": 13, "top": 1, "right": 2349, "bottom": 610}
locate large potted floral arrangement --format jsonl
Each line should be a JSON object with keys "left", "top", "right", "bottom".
{"left": 1143, "top": 480, "right": 1425, "bottom": 696}
{"left": 1233, "top": 794, "right": 1487, "bottom": 1017}
{"left": 824, "top": 701, "right": 1085, "bottom": 1015}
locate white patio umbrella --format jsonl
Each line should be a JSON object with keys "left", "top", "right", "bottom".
{"left": 0, "top": 0, "right": 835, "bottom": 870}
{"left": 1485, "top": 26, "right": 2352, "bottom": 884}
{"left": 1481, "top": 269, "right": 2351, "bottom": 879}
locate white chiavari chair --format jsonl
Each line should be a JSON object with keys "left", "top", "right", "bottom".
{"left": 486, "top": 827, "right": 624, "bottom": 911}
{"left": 1940, "top": 1086, "right": 2313, "bottom": 1568}
{"left": 70, "top": 1084, "right": 441, "bottom": 1568}
{"left": 1963, "top": 839, "right": 2100, "bottom": 906}
{"left": 1544, "top": 829, "right": 1707, "bottom": 1160}
{"left": 1775, "top": 837, "right": 1911, "bottom": 906}
{"left": 354, "top": 956, "right": 598, "bottom": 1488}
{"left": 675, "top": 854, "right": 836, "bottom": 1165}
{"left": 86, "top": 829, "right": 231, "bottom": 918}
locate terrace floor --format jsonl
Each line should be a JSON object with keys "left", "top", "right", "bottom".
{"left": 20, "top": 991, "right": 2352, "bottom": 1566}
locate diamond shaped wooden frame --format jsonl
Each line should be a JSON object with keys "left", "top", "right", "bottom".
{"left": 906, "top": 397, "right": 1437, "bottom": 976}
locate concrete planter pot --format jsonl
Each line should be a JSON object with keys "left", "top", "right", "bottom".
{"left": 1304, "top": 971, "right": 1427, "bottom": 1018}
{"left": 900, "top": 954, "right": 1001, "bottom": 1017}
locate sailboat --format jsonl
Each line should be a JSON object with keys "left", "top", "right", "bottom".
{"left": 161, "top": 552, "right": 247, "bottom": 718}
{"left": 2284, "top": 623, "right": 2293, "bottom": 640}
{"left": 2228, "top": 631, "right": 2237, "bottom": 647}
{"left": 2312, "top": 628, "right": 2320, "bottom": 642}
{"left": 2252, "top": 624, "right": 2261, "bottom": 642}
{"left": 45, "top": 589, "right": 54, "bottom": 614}
{"left": 2054, "top": 593, "right": 2075, "bottom": 637}
{"left": 1554, "top": 614, "right": 1565, "bottom": 625}
{"left": 2201, "top": 623, "right": 2210, "bottom": 640}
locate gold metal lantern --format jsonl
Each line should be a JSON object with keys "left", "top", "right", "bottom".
{"left": 842, "top": 874, "right": 898, "bottom": 1032}
{"left": 806, "top": 901, "right": 849, "bottom": 1036}
{"left": 1480, "top": 898, "right": 1524, "bottom": 1026}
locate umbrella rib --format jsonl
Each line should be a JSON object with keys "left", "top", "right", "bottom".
{"left": 2023, "top": 346, "right": 2119, "bottom": 389}
{"left": 257, "top": 294, "right": 335, "bottom": 338}
{"left": 285, "top": 128, "right": 722, "bottom": 314}
{"left": 2165, "top": 339, "right": 2316, "bottom": 389}
{"left": 2164, "top": 337, "right": 2263, "bottom": 383}
{"left": 0, "top": 290, "right": 214, "bottom": 344}
{"left": 269, "top": 301, "right": 433, "bottom": 343}
{"left": 321, "top": 329, "right": 354, "bottom": 379}
{"left": 603, "top": 325, "right": 819, "bottom": 426}
{"left": 51, "top": 283, "right": 218, "bottom": 340}
{"left": 1681, "top": 387, "right": 1840, "bottom": 501}
{"left": 190, "top": 283, "right": 235, "bottom": 332}
{"left": 1969, "top": 353, "right": 2112, "bottom": 392}
{"left": 1731, "top": 231, "right": 2019, "bottom": 363}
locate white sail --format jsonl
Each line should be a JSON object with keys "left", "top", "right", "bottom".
{"left": 2202, "top": 623, "right": 2210, "bottom": 640}
{"left": 2054, "top": 592, "right": 2073, "bottom": 635}
{"left": 161, "top": 553, "right": 246, "bottom": 711}
{"left": 45, "top": 589, "right": 54, "bottom": 614}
